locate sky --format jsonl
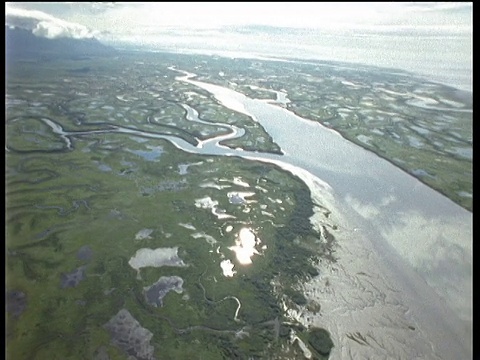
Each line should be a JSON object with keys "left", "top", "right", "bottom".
{"left": 5, "top": 2, "right": 473, "bottom": 91}
{"left": 5, "top": 2, "right": 472, "bottom": 37}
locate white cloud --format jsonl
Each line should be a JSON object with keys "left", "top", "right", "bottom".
{"left": 5, "top": 5, "right": 97, "bottom": 39}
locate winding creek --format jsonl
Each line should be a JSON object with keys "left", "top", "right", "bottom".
{"left": 32, "top": 69, "right": 471, "bottom": 359}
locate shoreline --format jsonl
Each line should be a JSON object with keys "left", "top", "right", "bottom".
{"left": 178, "top": 72, "right": 472, "bottom": 356}
{"left": 242, "top": 153, "right": 471, "bottom": 359}
{"left": 298, "top": 170, "right": 471, "bottom": 359}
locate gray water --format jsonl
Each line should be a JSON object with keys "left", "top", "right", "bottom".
{"left": 178, "top": 73, "right": 472, "bottom": 359}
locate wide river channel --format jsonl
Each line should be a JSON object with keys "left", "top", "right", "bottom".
{"left": 177, "top": 70, "right": 472, "bottom": 359}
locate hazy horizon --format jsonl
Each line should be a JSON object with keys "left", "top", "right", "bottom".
{"left": 5, "top": 2, "right": 473, "bottom": 91}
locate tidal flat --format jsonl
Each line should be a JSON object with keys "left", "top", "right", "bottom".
{"left": 6, "top": 53, "right": 337, "bottom": 359}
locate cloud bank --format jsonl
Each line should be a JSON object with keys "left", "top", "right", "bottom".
{"left": 5, "top": 6, "right": 97, "bottom": 39}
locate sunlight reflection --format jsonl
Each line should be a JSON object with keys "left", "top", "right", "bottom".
{"left": 229, "top": 227, "right": 261, "bottom": 265}
{"left": 220, "top": 259, "right": 236, "bottom": 277}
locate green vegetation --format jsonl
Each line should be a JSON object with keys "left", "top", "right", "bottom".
{"left": 307, "top": 328, "right": 335, "bottom": 358}
{"left": 6, "top": 52, "right": 338, "bottom": 359}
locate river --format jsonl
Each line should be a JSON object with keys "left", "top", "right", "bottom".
{"left": 176, "top": 71, "right": 472, "bottom": 359}
{"left": 37, "top": 68, "right": 472, "bottom": 359}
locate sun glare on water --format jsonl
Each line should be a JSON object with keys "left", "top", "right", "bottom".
{"left": 229, "top": 228, "right": 261, "bottom": 265}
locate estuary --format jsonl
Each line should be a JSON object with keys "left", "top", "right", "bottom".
{"left": 6, "top": 52, "right": 471, "bottom": 359}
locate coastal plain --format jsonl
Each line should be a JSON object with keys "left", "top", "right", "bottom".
{"left": 6, "top": 50, "right": 472, "bottom": 359}
{"left": 6, "top": 52, "right": 337, "bottom": 359}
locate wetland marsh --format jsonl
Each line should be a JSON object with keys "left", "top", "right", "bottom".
{"left": 6, "top": 50, "right": 472, "bottom": 359}
{"left": 6, "top": 53, "right": 336, "bottom": 359}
